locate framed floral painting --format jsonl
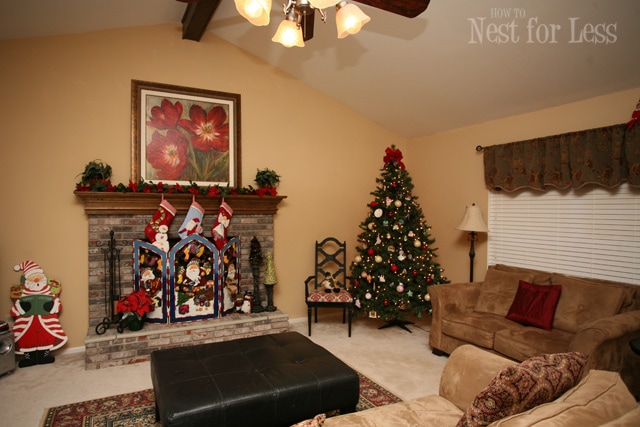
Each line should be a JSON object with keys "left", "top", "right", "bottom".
{"left": 131, "top": 80, "right": 241, "bottom": 187}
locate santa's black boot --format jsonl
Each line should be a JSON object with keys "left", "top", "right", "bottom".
{"left": 19, "top": 351, "right": 37, "bottom": 368}
{"left": 37, "top": 349, "right": 55, "bottom": 365}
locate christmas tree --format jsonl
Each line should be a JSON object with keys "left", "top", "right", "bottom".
{"left": 349, "top": 146, "right": 448, "bottom": 327}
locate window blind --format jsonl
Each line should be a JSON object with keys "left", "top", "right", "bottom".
{"left": 488, "top": 183, "right": 640, "bottom": 285}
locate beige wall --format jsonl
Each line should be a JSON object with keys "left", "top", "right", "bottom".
{"left": 1, "top": 23, "right": 637, "bottom": 351}
{"left": 0, "top": 24, "right": 405, "bottom": 349}
{"left": 406, "top": 88, "right": 640, "bottom": 284}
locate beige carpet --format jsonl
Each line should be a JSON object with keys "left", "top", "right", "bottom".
{"left": 0, "top": 314, "right": 447, "bottom": 426}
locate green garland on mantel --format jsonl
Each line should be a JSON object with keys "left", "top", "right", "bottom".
{"left": 75, "top": 179, "right": 278, "bottom": 198}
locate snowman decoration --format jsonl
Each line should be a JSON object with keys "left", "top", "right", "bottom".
{"left": 10, "top": 260, "right": 68, "bottom": 367}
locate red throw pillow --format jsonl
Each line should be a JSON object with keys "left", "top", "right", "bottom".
{"left": 506, "top": 281, "right": 562, "bottom": 330}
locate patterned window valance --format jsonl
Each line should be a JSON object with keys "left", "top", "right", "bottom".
{"left": 483, "top": 123, "right": 640, "bottom": 191}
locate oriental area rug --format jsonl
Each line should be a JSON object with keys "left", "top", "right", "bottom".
{"left": 41, "top": 372, "right": 402, "bottom": 427}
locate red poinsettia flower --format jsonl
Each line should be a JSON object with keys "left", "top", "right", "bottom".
{"left": 127, "top": 180, "right": 138, "bottom": 192}
{"left": 147, "top": 99, "right": 184, "bottom": 130}
{"left": 208, "top": 186, "right": 221, "bottom": 197}
{"left": 179, "top": 105, "right": 229, "bottom": 152}
{"left": 146, "top": 129, "right": 189, "bottom": 180}
{"left": 116, "top": 290, "right": 155, "bottom": 317}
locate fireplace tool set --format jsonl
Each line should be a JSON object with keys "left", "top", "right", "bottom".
{"left": 95, "top": 230, "right": 124, "bottom": 335}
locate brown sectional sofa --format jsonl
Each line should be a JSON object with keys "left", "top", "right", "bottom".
{"left": 428, "top": 264, "right": 640, "bottom": 398}
{"left": 320, "top": 345, "right": 640, "bottom": 426}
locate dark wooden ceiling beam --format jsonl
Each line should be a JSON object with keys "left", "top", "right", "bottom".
{"left": 354, "top": 0, "right": 430, "bottom": 18}
{"left": 181, "top": 0, "right": 223, "bottom": 41}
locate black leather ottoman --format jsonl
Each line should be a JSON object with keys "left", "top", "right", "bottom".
{"left": 150, "top": 331, "right": 359, "bottom": 427}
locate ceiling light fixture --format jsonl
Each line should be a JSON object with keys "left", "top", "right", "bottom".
{"left": 271, "top": 5, "right": 305, "bottom": 47}
{"left": 234, "top": 0, "right": 272, "bottom": 26}
{"left": 235, "top": 0, "right": 370, "bottom": 48}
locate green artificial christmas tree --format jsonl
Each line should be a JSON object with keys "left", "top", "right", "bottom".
{"left": 349, "top": 146, "right": 449, "bottom": 330}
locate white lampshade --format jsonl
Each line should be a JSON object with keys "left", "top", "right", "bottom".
{"left": 309, "top": 0, "right": 340, "bottom": 9}
{"left": 234, "top": 0, "right": 271, "bottom": 26}
{"left": 455, "top": 204, "right": 488, "bottom": 233}
{"left": 272, "top": 19, "right": 305, "bottom": 48}
{"left": 336, "top": 2, "right": 370, "bottom": 39}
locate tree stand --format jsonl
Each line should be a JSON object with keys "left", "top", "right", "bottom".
{"left": 379, "top": 318, "right": 414, "bottom": 333}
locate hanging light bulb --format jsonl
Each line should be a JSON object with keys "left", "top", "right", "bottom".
{"left": 308, "top": 0, "right": 340, "bottom": 9}
{"left": 272, "top": 7, "right": 304, "bottom": 47}
{"left": 335, "top": 1, "right": 370, "bottom": 39}
{"left": 234, "top": 0, "right": 272, "bottom": 26}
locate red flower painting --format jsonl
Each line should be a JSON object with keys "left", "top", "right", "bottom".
{"left": 144, "top": 96, "right": 232, "bottom": 183}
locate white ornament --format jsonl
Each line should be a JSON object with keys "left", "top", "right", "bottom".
{"left": 374, "top": 208, "right": 383, "bottom": 218}
{"left": 397, "top": 284, "right": 404, "bottom": 292}
{"left": 374, "top": 255, "right": 383, "bottom": 263}
{"left": 414, "top": 240, "right": 421, "bottom": 247}
{"left": 354, "top": 255, "right": 362, "bottom": 263}
{"left": 425, "top": 294, "right": 431, "bottom": 301}
{"left": 365, "top": 292, "right": 372, "bottom": 300}
{"left": 394, "top": 200, "right": 402, "bottom": 207}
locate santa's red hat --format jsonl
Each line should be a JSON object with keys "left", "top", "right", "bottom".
{"left": 14, "top": 260, "right": 44, "bottom": 278}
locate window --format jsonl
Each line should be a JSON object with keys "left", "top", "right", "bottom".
{"left": 488, "top": 183, "right": 640, "bottom": 285}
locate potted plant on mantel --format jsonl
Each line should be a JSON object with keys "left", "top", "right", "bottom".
{"left": 77, "top": 160, "right": 112, "bottom": 188}
{"left": 255, "top": 168, "right": 281, "bottom": 189}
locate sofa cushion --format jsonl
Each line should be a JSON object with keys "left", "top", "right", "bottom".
{"left": 442, "top": 312, "right": 518, "bottom": 349}
{"left": 323, "top": 395, "right": 464, "bottom": 427}
{"left": 456, "top": 352, "right": 588, "bottom": 427}
{"left": 491, "top": 370, "right": 639, "bottom": 426}
{"left": 494, "top": 327, "right": 574, "bottom": 362}
{"left": 552, "top": 274, "right": 627, "bottom": 333}
{"left": 506, "top": 281, "right": 562, "bottom": 330}
{"left": 492, "top": 264, "right": 553, "bottom": 285}
{"left": 475, "top": 269, "right": 535, "bottom": 317}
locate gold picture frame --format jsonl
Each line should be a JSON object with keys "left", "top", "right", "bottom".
{"left": 131, "top": 80, "right": 241, "bottom": 188}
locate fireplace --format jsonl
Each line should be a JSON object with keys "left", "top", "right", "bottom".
{"left": 76, "top": 192, "right": 289, "bottom": 369}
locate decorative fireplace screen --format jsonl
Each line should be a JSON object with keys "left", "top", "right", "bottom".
{"left": 133, "top": 235, "right": 241, "bottom": 323}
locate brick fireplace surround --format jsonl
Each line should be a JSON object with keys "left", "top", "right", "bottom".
{"left": 76, "top": 192, "right": 289, "bottom": 370}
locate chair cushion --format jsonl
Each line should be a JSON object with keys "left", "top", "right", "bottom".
{"left": 307, "top": 288, "right": 353, "bottom": 303}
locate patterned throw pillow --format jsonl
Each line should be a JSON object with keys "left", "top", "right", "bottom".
{"left": 290, "top": 414, "right": 326, "bottom": 427}
{"left": 456, "top": 352, "right": 589, "bottom": 427}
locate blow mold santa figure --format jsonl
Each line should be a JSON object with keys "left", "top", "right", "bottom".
{"left": 10, "top": 260, "right": 68, "bottom": 367}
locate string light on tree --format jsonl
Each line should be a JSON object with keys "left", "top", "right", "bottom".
{"left": 349, "top": 145, "right": 449, "bottom": 331}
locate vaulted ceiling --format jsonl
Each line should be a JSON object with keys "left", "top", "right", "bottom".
{"left": 2, "top": 0, "right": 639, "bottom": 139}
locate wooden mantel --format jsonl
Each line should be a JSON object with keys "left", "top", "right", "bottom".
{"left": 74, "top": 191, "right": 286, "bottom": 215}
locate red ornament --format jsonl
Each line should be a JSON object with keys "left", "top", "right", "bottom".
{"left": 392, "top": 183, "right": 397, "bottom": 188}
{"left": 413, "top": 270, "right": 418, "bottom": 276}
{"left": 426, "top": 277, "right": 432, "bottom": 283}
{"left": 383, "top": 299, "right": 389, "bottom": 306}
{"left": 388, "top": 212, "right": 393, "bottom": 217}
{"left": 370, "top": 201, "right": 378, "bottom": 207}
{"left": 391, "top": 264, "right": 399, "bottom": 272}
{"left": 367, "top": 248, "right": 375, "bottom": 256}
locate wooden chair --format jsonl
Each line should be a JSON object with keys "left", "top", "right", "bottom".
{"left": 305, "top": 237, "right": 353, "bottom": 337}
